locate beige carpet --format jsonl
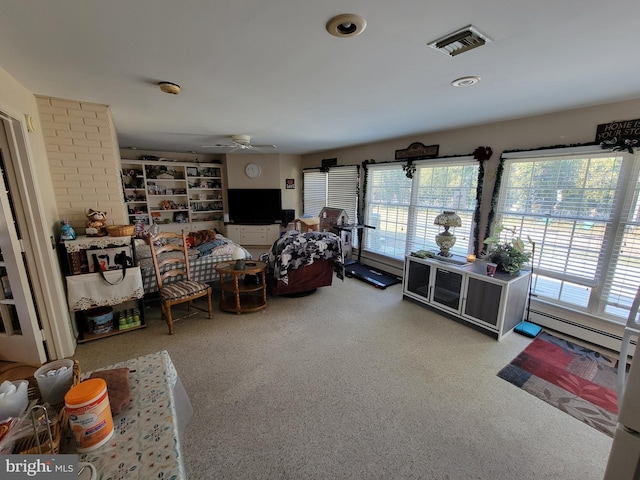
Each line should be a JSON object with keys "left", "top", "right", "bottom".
{"left": 73, "top": 277, "right": 613, "bottom": 480}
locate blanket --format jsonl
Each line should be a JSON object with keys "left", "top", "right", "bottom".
{"left": 135, "top": 233, "right": 252, "bottom": 294}
{"left": 261, "top": 230, "right": 344, "bottom": 285}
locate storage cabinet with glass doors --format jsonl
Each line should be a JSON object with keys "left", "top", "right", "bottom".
{"left": 403, "top": 255, "right": 531, "bottom": 340}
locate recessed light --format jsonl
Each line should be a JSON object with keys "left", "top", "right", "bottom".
{"left": 451, "top": 76, "right": 481, "bottom": 87}
{"left": 326, "top": 14, "right": 367, "bottom": 38}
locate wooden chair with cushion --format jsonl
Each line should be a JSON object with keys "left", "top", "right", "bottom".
{"left": 149, "top": 230, "right": 213, "bottom": 334}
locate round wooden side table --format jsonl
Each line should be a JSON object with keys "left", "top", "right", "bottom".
{"left": 215, "top": 260, "right": 267, "bottom": 314}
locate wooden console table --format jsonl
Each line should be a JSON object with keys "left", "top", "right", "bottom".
{"left": 215, "top": 260, "right": 267, "bottom": 314}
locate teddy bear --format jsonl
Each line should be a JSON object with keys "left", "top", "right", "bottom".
{"left": 85, "top": 209, "right": 108, "bottom": 236}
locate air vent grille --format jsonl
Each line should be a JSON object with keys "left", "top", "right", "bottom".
{"left": 428, "top": 25, "right": 491, "bottom": 57}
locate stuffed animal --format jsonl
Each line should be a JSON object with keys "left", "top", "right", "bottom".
{"left": 85, "top": 209, "right": 108, "bottom": 236}
{"left": 60, "top": 219, "right": 76, "bottom": 241}
{"left": 188, "top": 229, "right": 219, "bottom": 247}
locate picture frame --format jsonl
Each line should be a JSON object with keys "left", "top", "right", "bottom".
{"left": 286, "top": 178, "right": 295, "bottom": 189}
{"left": 173, "top": 212, "right": 188, "bottom": 223}
{"left": 186, "top": 167, "right": 198, "bottom": 177}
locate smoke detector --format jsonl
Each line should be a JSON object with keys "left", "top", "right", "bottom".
{"left": 451, "top": 76, "right": 481, "bottom": 87}
{"left": 159, "top": 82, "right": 181, "bottom": 95}
{"left": 428, "top": 25, "right": 492, "bottom": 57}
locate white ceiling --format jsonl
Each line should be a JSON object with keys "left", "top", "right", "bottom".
{"left": 1, "top": 1, "right": 639, "bottom": 155}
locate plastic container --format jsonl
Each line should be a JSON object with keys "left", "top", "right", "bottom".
{"left": 86, "top": 306, "right": 114, "bottom": 334}
{"left": 34, "top": 359, "right": 75, "bottom": 405}
{"left": 65, "top": 378, "right": 114, "bottom": 452}
{"left": 0, "top": 380, "right": 28, "bottom": 420}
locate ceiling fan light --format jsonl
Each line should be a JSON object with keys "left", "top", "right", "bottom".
{"left": 231, "top": 134, "right": 251, "bottom": 146}
{"left": 326, "top": 14, "right": 366, "bottom": 38}
{"left": 158, "top": 82, "right": 181, "bottom": 95}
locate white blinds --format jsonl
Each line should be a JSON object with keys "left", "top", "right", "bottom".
{"left": 601, "top": 156, "right": 640, "bottom": 317}
{"left": 365, "top": 157, "right": 478, "bottom": 259}
{"left": 327, "top": 166, "right": 358, "bottom": 223}
{"left": 302, "top": 171, "right": 326, "bottom": 217}
{"left": 498, "top": 149, "right": 640, "bottom": 320}
{"left": 365, "top": 164, "right": 411, "bottom": 258}
{"left": 303, "top": 166, "right": 359, "bottom": 222}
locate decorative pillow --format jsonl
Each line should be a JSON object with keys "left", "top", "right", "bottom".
{"left": 89, "top": 368, "right": 131, "bottom": 415}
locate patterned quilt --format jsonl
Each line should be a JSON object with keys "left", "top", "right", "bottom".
{"left": 261, "top": 230, "right": 344, "bottom": 285}
{"left": 136, "top": 235, "right": 252, "bottom": 294}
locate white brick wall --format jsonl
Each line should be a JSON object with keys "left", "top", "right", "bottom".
{"left": 36, "top": 96, "right": 126, "bottom": 233}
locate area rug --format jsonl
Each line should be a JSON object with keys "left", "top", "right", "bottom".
{"left": 497, "top": 331, "right": 619, "bottom": 437}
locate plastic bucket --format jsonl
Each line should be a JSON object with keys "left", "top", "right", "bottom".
{"left": 65, "top": 378, "right": 114, "bottom": 452}
{"left": 34, "top": 359, "right": 75, "bottom": 405}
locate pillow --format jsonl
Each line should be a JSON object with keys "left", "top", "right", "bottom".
{"left": 89, "top": 368, "right": 131, "bottom": 415}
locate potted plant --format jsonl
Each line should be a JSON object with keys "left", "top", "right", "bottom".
{"left": 483, "top": 225, "right": 533, "bottom": 274}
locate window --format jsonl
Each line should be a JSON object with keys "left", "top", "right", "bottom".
{"left": 303, "top": 166, "right": 359, "bottom": 223}
{"left": 364, "top": 157, "right": 478, "bottom": 259}
{"left": 496, "top": 147, "right": 640, "bottom": 322}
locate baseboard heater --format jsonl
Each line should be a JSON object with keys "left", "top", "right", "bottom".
{"left": 529, "top": 308, "right": 628, "bottom": 353}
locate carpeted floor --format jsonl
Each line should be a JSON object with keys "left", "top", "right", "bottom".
{"left": 73, "top": 277, "right": 614, "bottom": 480}
{"left": 497, "top": 331, "right": 619, "bottom": 437}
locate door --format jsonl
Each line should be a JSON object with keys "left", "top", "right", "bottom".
{"left": 0, "top": 118, "right": 47, "bottom": 364}
{"left": 403, "top": 257, "right": 431, "bottom": 300}
{"left": 464, "top": 277, "right": 502, "bottom": 326}
{"left": 431, "top": 267, "right": 463, "bottom": 312}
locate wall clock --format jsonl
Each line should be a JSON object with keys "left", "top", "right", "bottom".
{"left": 245, "top": 163, "right": 261, "bottom": 179}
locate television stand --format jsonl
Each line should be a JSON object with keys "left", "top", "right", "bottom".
{"left": 225, "top": 224, "right": 280, "bottom": 247}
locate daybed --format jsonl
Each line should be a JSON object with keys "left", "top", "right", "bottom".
{"left": 136, "top": 231, "right": 252, "bottom": 295}
{"left": 261, "top": 230, "right": 344, "bottom": 296}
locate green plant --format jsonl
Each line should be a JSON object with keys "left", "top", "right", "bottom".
{"left": 483, "top": 225, "right": 533, "bottom": 274}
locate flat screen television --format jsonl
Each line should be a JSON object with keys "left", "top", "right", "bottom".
{"left": 227, "top": 188, "right": 282, "bottom": 225}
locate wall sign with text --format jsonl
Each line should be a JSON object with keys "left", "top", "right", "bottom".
{"left": 595, "top": 118, "right": 640, "bottom": 142}
{"left": 395, "top": 142, "right": 439, "bottom": 161}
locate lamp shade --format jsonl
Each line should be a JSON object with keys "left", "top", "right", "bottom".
{"left": 232, "top": 245, "right": 246, "bottom": 270}
{"left": 434, "top": 211, "right": 461, "bottom": 227}
{"left": 232, "top": 246, "right": 245, "bottom": 261}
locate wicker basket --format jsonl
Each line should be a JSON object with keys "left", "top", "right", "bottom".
{"left": 12, "top": 360, "right": 81, "bottom": 454}
{"left": 107, "top": 224, "right": 135, "bottom": 237}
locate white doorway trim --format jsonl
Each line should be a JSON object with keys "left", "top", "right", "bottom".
{"left": 0, "top": 109, "right": 75, "bottom": 361}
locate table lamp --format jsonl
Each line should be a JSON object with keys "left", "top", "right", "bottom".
{"left": 232, "top": 245, "right": 246, "bottom": 270}
{"left": 434, "top": 210, "right": 461, "bottom": 257}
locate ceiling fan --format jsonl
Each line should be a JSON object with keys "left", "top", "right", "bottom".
{"left": 202, "top": 135, "right": 276, "bottom": 151}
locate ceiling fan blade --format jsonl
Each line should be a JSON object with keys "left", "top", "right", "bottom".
{"left": 201, "top": 143, "right": 235, "bottom": 148}
{"left": 250, "top": 144, "right": 277, "bottom": 149}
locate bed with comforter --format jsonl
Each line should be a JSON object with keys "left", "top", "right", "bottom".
{"left": 135, "top": 231, "right": 252, "bottom": 295}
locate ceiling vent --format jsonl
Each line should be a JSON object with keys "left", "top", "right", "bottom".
{"left": 428, "top": 25, "right": 491, "bottom": 57}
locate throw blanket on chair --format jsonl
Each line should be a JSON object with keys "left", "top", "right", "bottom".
{"left": 261, "top": 230, "right": 344, "bottom": 285}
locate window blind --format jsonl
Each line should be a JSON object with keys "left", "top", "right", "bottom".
{"left": 498, "top": 149, "right": 640, "bottom": 321}
{"left": 364, "top": 157, "right": 477, "bottom": 260}
{"left": 302, "top": 171, "right": 327, "bottom": 217}
{"left": 303, "top": 166, "right": 359, "bottom": 222}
